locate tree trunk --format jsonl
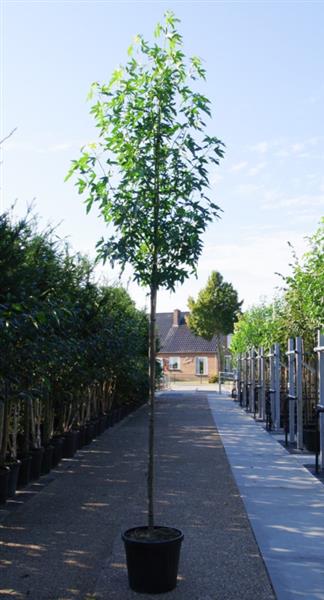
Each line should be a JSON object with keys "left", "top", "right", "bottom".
{"left": 148, "top": 284, "right": 157, "bottom": 528}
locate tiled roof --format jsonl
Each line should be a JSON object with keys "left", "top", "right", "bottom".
{"left": 156, "top": 312, "right": 218, "bottom": 353}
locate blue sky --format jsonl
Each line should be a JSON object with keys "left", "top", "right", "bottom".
{"left": 1, "top": 0, "right": 323, "bottom": 312}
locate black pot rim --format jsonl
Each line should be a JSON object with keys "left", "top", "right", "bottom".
{"left": 7, "top": 459, "right": 21, "bottom": 467}
{"left": 0, "top": 465, "right": 10, "bottom": 473}
{"left": 122, "top": 525, "right": 184, "bottom": 545}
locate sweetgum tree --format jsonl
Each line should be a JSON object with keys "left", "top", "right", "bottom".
{"left": 67, "top": 12, "right": 224, "bottom": 527}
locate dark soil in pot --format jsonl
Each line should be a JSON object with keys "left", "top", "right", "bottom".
{"left": 17, "top": 455, "right": 32, "bottom": 487}
{"left": 122, "top": 526, "right": 184, "bottom": 594}
{"left": 7, "top": 460, "right": 21, "bottom": 497}
{"left": 0, "top": 466, "right": 10, "bottom": 503}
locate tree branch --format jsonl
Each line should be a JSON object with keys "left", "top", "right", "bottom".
{"left": 0, "top": 127, "right": 17, "bottom": 146}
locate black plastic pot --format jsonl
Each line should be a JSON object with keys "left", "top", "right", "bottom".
{"left": 92, "top": 419, "right": 100, "bottom": 438}
{"left": 30, "top": 448, "right": 45, "bottom": 481}
{"left": 304, "top": 428, "right": 319, "bottom": 453}
{"left": 51, "top": 437, "right": 64, "bottom": 467}
{"left": 77, "top": 426, "right": 86, "bottom": 448}
{"left": 84, "top": 422, "right": 95, "bottom": 445}
{"left": 99, "top": 415, "right": 107, "bottom": 434}
{"left": 0, "top": 466, "right": 10, "bottom": 503}
{"left": 63, "top": 431, "right": 78, "bottom": 458}
{"left": 7, "top": 460, "right": 21, "bottom": 497}
{"left": 112, "top": 408, "right": 121, "bottom": 425}
{"left": 17, "top": 455, "right": 32, "bottom": 487}
{"left": 106, "top": 412, "right": 113, "bottom": 428}
{"left": 41, "top": 445, "right": 54, "bottom": 475}
{"left": 122, "top": 526, "right": 184, "bottom": 594}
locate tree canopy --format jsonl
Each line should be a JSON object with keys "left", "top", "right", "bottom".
{"left": 66, "top": 11, "right": 224, "bottom": 292}
{"left": 187, "top": 271, "right": 242, "bottom": 340}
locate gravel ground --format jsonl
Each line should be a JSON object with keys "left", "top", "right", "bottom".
{"left": 0, "top": 392, "right": 275, "bottom": 600}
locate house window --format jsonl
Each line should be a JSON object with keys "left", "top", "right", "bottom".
{"left": 169, "top": 356, "right": 180, "bottom": 370}
{"left": 195, "top": 357, "right": 208, "bottom": 375}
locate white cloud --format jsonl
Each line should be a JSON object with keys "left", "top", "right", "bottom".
{"left": 248, "top": 162, "right": 267, "bottom": 177}
{"left": 250, "top": 137, "right": 324, "bottom": 161}
{"left": 275, "top": 149, "right": 290, "bottom": 158}
{"left": 48, "top": 143, "right": 73, "bottom": 152}
{"left": 236, "top": 183, "right": 263, "bottom": 196}
{"left": 290, "top": 143, "right": 304, "bottom": 153}
{"left": 5, "top": 140, "right": 75, "bottom": 154}
{"left": 262, "top": 193, "right": 324, "bottom": 211}
{"left": 209, "top": 171, "right": 223, "bottom": 187}
{"left": 250, "top": 141, "right": 270, "bottom": 154}
{"left": 229, "top": 161, "right": 248, "bottom": 172}
{"left": 193, "top": 230, "right": 310, "bottom": 309}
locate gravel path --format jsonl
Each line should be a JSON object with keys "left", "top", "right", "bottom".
{"left": 0, "top": 392, "right": 275, "bottom": 600}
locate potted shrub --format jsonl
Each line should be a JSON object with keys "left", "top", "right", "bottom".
{"left": 67, "top": 11, "right": 224, "bottom": 593}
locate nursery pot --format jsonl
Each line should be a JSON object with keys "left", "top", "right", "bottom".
{"left": 99, "top": 415, "right": 107, "bottom": 434}
{"left": 304, "top": 427, "right": 319, "bottom": 453}
{"left": 0, "top": 466, "right": 10, "bottom": 503}
{"left": 77, "top": 426, "right": 86, "bottom": 449}
{"left": 7, "top": 460, "right": 21, "bottom": 498}
{"left": 51, "top": 437, "right": 64, "bottom": 467}
{"left": 106, "top": 412, "right": 113, "bottom": 428}
{"left": 92, "top": 419, "right": 100, "bottom": 438}
{"left": 30, "top": 448, "right": 45, "bottom": 481}
{"left": 122, "top": 526, "right": 184, "bottom": 594}
{"left": 84, "top": 422, "right": 95, "bottom": 445}
{"left": 41, "top": 445, "right": 54, "bottom": 475}
{"left": 63, "top": 431, "right": 78, "bottom": 458}
{"left": 17, "top": 455, "right": 32, "bottom": 487}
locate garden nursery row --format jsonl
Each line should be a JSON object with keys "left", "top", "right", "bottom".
{"left": 0, "top": 211, "right": 149, "bottom": 503}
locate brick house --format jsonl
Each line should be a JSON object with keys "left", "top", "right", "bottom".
{"left": 156, "top": 309, "right": 221, "bottom": 381}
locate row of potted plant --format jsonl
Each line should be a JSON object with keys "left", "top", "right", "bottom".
{"left": 0, "top": 210, "right": 149, "bottom": 504}
{"left": 0, "top": 390, "right": 146, "bottom": 503}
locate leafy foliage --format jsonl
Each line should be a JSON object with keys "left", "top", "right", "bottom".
{"left": 281, "top": 219, "right": 324, "bottom": 346}
{"left": 230, "top": 220, "right": 324, "bottom": 355}
{"left": 66, "top": 11, "right": 224, "bottom": 291}
{"left": 0, "top": 210, "right": 148, "bottom": 466}
{"left": 187, "top": 271, "right": 241, "bottom": 375}
{"left": 187, "top": 271, "right": 242, "bottom": 340}
{"left": 229, "top": 298, "right": 286, "bottom": 355}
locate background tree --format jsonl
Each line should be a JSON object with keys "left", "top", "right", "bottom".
{"left": 229, "top": 297, "right": 286, "bottom": 355}
{"left": 187, "top": 271, "right": 241, "bottom": 388}
{"left": 230, "top": 219, "right": 324, "bottom": 357}
{"left": 66, "top": 12, "right": 224, "bottom": 530}
{"left": 281, "top": 219, "right": 324, "bottom": 350}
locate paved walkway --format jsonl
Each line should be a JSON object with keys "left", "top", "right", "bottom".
{"left": 209, "top": 395, "right": 324, "bottom": 600}
{"left": 0, "top": 391, "right": 274, "bottom": 600}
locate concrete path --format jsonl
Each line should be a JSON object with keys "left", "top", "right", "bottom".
{"left": 0, "top": 392, "right": 274, "bottom": 600}
{"left": 209, "top": 394, "right": 324, "bottom": 600}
